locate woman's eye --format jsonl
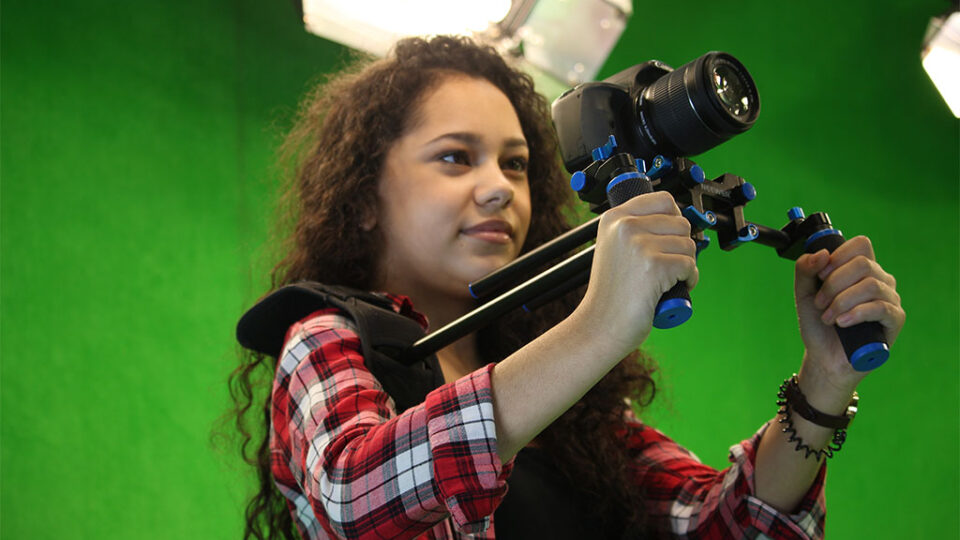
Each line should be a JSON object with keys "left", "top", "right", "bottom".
{"left": 503, "top": 156, "right": 528, "bottom": 173}
{"left": 439, "top": 150, "right": 471, "bottom": 166}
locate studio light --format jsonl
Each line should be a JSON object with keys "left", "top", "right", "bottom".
{"left": 299, "top": 0, "right": 632, "bottom": 98}
{"left": 302, "top": 0, "right": 513, "bottom": 58}
{"left": 922, "top": 9, "right": 960, "bottom": 117}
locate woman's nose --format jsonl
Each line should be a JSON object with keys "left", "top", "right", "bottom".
{"left": 474, "top": 165, "right": 514, "bottom": 208}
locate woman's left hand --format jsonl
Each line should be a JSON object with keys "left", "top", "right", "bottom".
{"left": 793, "top": 236, "right": 905, "bottom": 397}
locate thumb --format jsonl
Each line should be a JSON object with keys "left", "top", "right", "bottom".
{"left": 794, "top": 249, "right": 830, "bottom": 302}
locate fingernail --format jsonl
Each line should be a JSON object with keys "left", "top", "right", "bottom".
{"left": 821, "top": 309, "right": 834, "bottom": 324}
{"left": 836, "top": 313, "right": 854, "bottom": 326}
{"left": 817, "top": 265, "right": 834, "bottom": 280}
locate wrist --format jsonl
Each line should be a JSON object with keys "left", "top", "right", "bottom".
{"left": 568, "top": 300, "right": 647, "bottom": 361}
{"left": 796, "top": 361, "right": 858, "bottom": 415}
{"left": 775, "top": 374, "right": 857, "bottom": 461}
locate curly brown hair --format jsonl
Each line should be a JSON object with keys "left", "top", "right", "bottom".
{"left": 229, "top": 35, "right": 657, "bottom": 539}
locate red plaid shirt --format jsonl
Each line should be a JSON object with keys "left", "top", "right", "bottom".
{"left": 270, "top": 294, "right": 826, "bottom": 539}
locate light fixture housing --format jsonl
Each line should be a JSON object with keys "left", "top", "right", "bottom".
{"left": 922, "top": 10, "right": 960, "bottom": 117}
{"left": 302, "top": 0, "right": 514, "bottom": 60}
{"left": 300, "top": 0, "right": 632, "bottom": 99}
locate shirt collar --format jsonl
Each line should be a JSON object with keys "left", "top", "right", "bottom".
{"left": 376, "top": 292, "right": 430, "bottom": 330}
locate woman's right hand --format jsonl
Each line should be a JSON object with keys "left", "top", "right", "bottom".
{"left": 576, "top": 191, "right": 699, "bottom": 354}
{"left": 492, "top": 191, "right": 697, "bottom": 459}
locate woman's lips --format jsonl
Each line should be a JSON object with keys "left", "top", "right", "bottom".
{"left": 462, "top": 220, "right": 513, "bottom": 244}
{"left": 464, "top": 230, "right": 512, "bottom": 243}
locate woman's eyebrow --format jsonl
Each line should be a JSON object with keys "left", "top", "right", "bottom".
{"left": 425, "top": 132, "right": 480, "bottom": 146}
{"left": 503, "top": 137, "right": 528, "bottom": 150}
{"left": 426, "top": 132, "right": 527, "bottom": 149}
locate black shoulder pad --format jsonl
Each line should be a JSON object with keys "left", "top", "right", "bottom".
{"left": 236, "top": 281, "right": 444, "bottom": 412}
{"left": 236, "top": 282, "right": 387, "bottom": 358}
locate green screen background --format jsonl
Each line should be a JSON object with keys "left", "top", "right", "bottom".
{"left": 2, "top": 0, "right": 957, "bottom": 537}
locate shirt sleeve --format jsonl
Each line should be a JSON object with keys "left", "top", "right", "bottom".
{"left": 270, "top": 309, "right": 512, "bottom": 540}
{"left": 627, "top": 419, "right": 826, "bottom": 540}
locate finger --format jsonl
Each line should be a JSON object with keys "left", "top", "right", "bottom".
{"left": 834, "top": 301, "right": 905, "bottom": 346}
{"left": 680, "top": 256, "right": 700, "bottom": 290}
{"left": 820, "top": 275, "right": 902, "bottom": 325}
{"left": 795, "top": 249, "right": 831, "bottom": 300}
{"left": 618, "top": 214, "right": 692, "bottom": 238}
{"left": 814, "top": 255, "right": 896, "bottom": 310}
{"left": 636, "top": 233, "right": 698, "bottom": 258}
{"left": 817, "top": 235, "right": 876, "bottom": 280}
{"left": 612, "top": 191, "right": 681, "bottom": 217}
{"left": 658, "top": 252, "right": 699, "bottom": 290}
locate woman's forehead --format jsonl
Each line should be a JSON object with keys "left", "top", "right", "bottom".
{"left": 406, "top": 75, "right": 525, "bottom": 143}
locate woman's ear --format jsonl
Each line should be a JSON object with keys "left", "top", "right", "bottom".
{"left": 360, "top": 186, "right": 380, "bottom": 231}
{"left": 360, "top": 206, "right": 377, "bottom": 231}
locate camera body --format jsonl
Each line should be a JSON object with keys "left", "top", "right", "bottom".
{"left": 551, "top": 52, "right": 760, "bottom": 174}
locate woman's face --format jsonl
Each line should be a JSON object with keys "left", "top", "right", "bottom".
{"left": 375, "top": 75, "right": 532, "bottom": 302}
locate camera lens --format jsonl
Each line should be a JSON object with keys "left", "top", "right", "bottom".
{"left": 713, "top": 61, "right": 751, "bottom": 117}
{"left": 637, "top": 52, "right": 759, "bottom": 158}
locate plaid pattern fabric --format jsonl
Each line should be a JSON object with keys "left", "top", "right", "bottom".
{"left": 270, "top": 296, "right": 826, "bottom": 539}
{"left": 628, "top": 418, "right": 826, "bottom": 539}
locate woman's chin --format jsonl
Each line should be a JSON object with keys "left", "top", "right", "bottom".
{"left": 463, "top": 260, "right": 511, "bottom": 284}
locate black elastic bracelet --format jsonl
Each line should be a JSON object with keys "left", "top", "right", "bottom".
{"left": 776, "top": 374, "right": 859, "bottom": 460}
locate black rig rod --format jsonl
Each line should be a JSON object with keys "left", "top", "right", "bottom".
{"left": 403, "top": 245, "right": 596, "bottom": 362}
{"left": 469, "top": 216, "right": 600, "bottom": 301}
{"left": 521, "top": 268, "right": 590, "bottom": 313}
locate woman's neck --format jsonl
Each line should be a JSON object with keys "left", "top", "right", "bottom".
{"left": 393, "top": 287, "right": 483, "bottom": 383}
{"left": 374, "top": 273, "right": 486, "bottom": 381}
{"left": 436, "top": 334, "right": 481, "bottom": 383}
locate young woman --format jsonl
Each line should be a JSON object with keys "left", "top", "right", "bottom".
{"left": 231, "top": 36, "right": 905, "bottom": 539}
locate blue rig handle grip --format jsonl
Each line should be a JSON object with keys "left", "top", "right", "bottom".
{"left": 606, "top": 171, "right": 692, "bottom": 329}
{"left": 805, "top": 230, "right": 890, "bottom": 371}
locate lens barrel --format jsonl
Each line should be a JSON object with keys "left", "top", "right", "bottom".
{"left": 638, "top": 52, "right": 759, "bottom": 157}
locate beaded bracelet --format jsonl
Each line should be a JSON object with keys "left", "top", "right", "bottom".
{"left": 776, "top": 374, "right": 859, "bottom": 460}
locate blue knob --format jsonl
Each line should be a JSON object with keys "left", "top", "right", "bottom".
{"left": 605, "top": 171, "right": 644, "bottom": 194}
{"left": 654, "top": 298, "right": 692, "bottom": 329}
{"left": 788, "top": 207, "right": 805, "bottom": 221}
{"left": 850, "top": 342, "right": 890, "bottom": 372}
{"left": 695, "top": 236, "right": 711, "bottom": 255}
{"left": 570, "top": 171, "right": 587, "bottom": 192}
{"left": 591, "top": 135, "right": 618, "bottom": 161}
{"left": 726, "top": 224, "right": 759, "bottom": 249}
{"left": 804, "top": 228, "right": 843, "bottom": 250}
{"left": 681, "top": 205, "right": 717, "bottom": 230}
{"left": 740, "top": 182, "right": 756, "bottom": 201}
{"left": 647, "top": 155, "right": 673, "bottom": 179}
{"left": 689, "top": 165, "right": 705, "bottom": 184}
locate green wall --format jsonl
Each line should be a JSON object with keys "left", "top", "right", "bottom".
{"left": 2, "top": 0, "right": 956, "bottom": 538}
